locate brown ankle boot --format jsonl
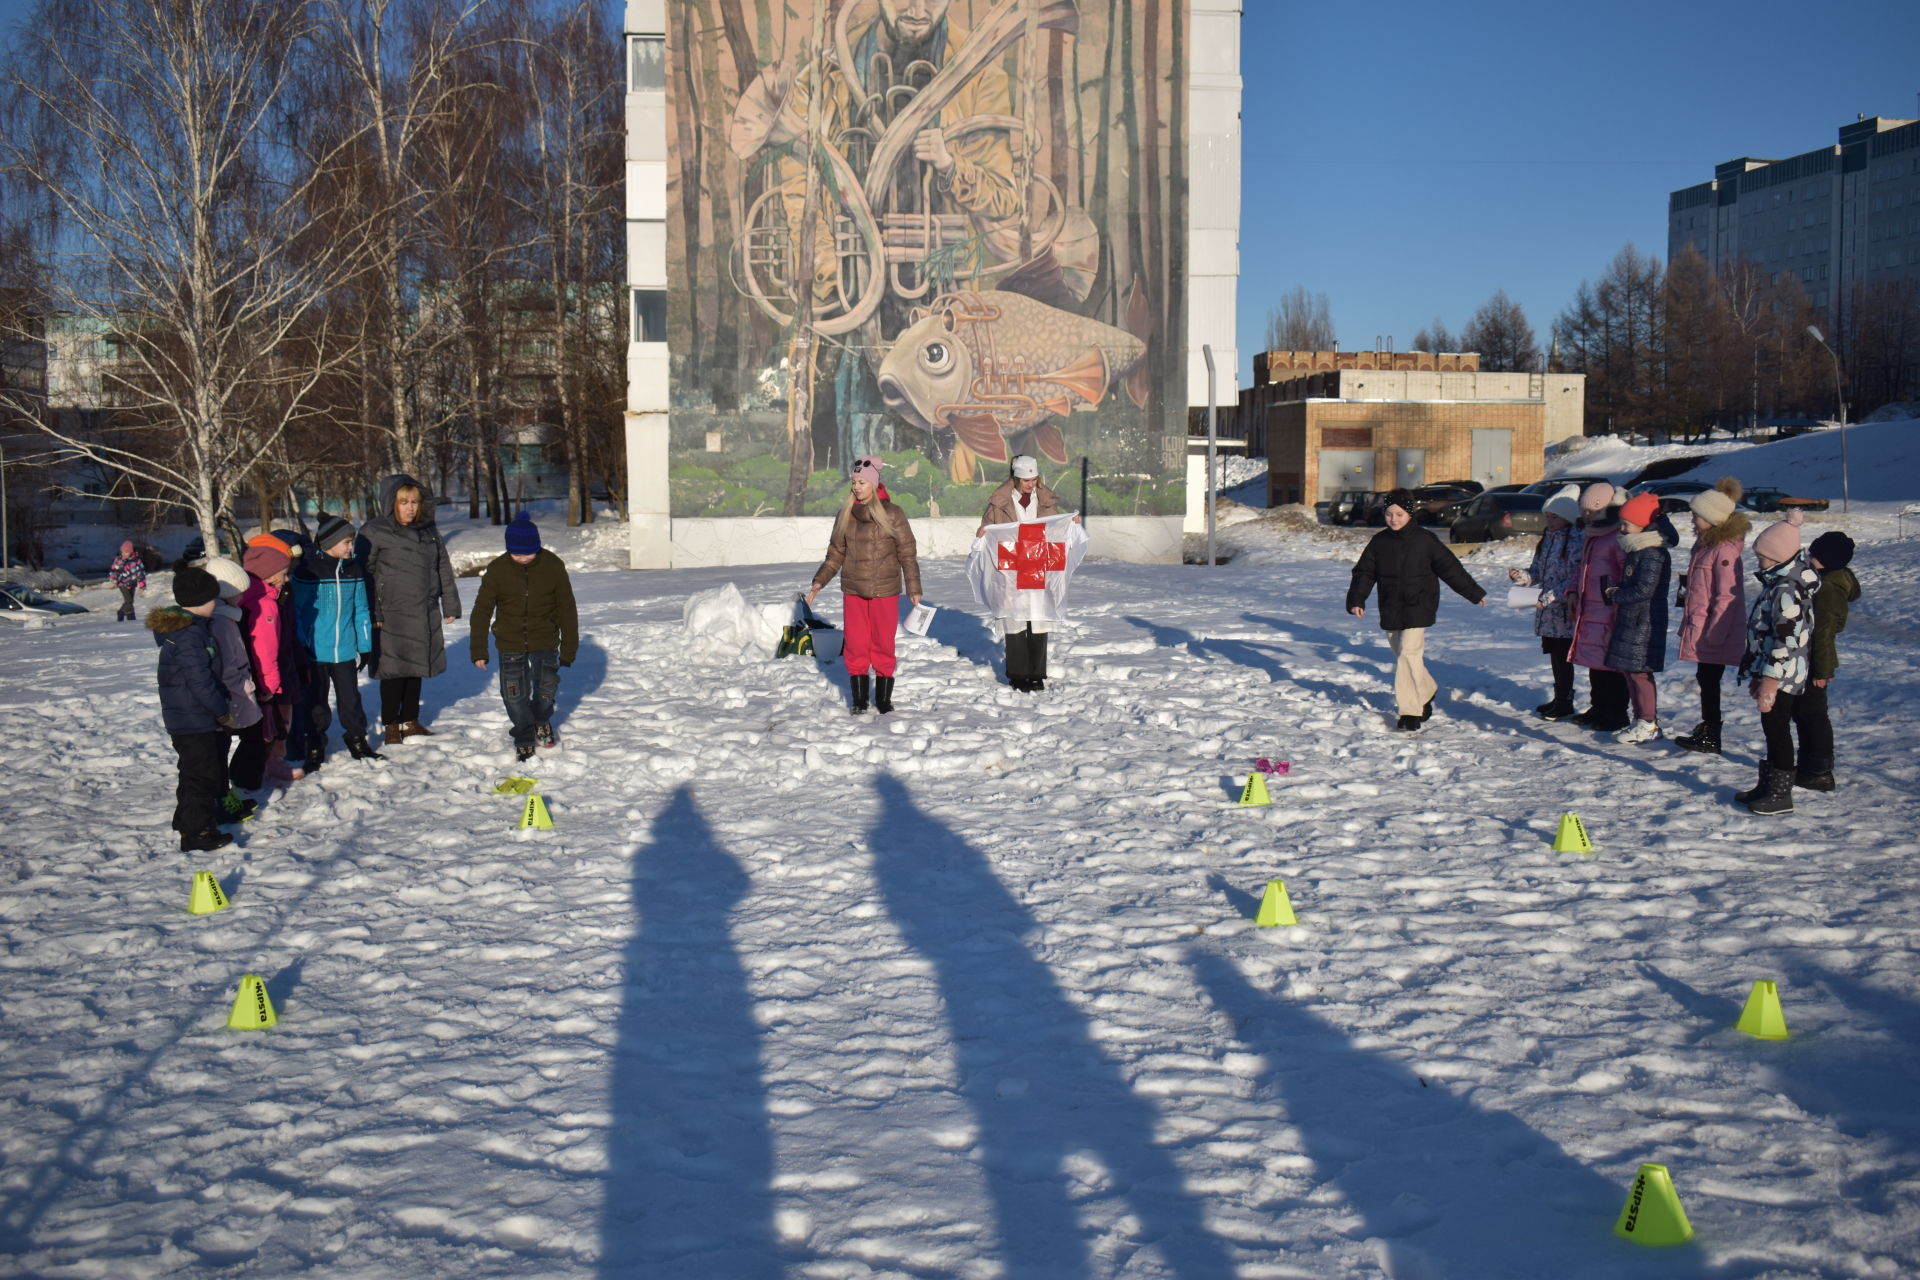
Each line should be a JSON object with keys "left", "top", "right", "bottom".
{"left": 383, "top": 725, "right": 406, "bottom": 745}
{"left": 400, "top": 720, "right": 433, "bottom": 738}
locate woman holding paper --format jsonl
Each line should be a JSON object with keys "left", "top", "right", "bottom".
{"left": 809, "top": 456, "right": 921, "bottom": 716}
{"left": 978, "top": 455, "right": 1063, "bottom": 692}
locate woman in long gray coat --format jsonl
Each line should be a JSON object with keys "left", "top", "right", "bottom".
{"left": 360, "top": 473, "right": 460, "bottom": 742}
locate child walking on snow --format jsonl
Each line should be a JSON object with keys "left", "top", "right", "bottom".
{"left": 110, "top": 540, "right": 147, "bottom": 621}
{"left": 148, "top": 565, "right": 236, "bottom": 853}
{"left": 1798, "top": 530, "right": 1860, "bottom": 792}
{"left": 470, "top": 513, "right": 578, "bottom": 762}
{"left": 1737, "top": 512, "right": 1820, "bottom": 815}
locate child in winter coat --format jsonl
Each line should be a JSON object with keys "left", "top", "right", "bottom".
{"left": 203, "top": 556, "right": 263, "bottom": 823}
{"left": 291, "top": 513, "right": 380, "bottom": 766}
{"left": 1566, "top": 484, "right": 1631, "bottom": 732}
{"left": 1673, "top": 479, "right": 1750, "bottom": 755}
{"left": 1508, "top": 484, "right": 1583, "bottom": 719}
{"left": 470, "top": 513, "right": 579, "bottom": 762}
{"left": 1736, "top": 512, "right": 1820, "bottom": 815}
{"left": 1798, "top": 530, "right": 1860, "bottom": 792}
{"left": 147, "top": 565, "right": 235, "bottom": 853}
{"left": 809, "top": 457, "right": 922, "bottom": 715}
{"left": 232, "top": 535, "right": 296, "bottom": 791}
{"left": 1601, "top": 491, "right": 1675, "bottom": 744}
{"left": 110, "top": 540, "right": 147, "bottom": 621}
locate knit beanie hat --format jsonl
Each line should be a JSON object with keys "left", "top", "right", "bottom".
{"left": 242, "top": 534, "right": 292, "bottom": 579}
{"left": 1617, "top": 491, "right": 1661, "bottom": 529}
{"left": 315, "top": 512, "right": 354, "bottom": 551}
{"left": 1579, "top": 482, "right": 1615, "bottom": 513}
{"left": 1542, "top": 484, "right": 1582, "bottom": 526}
{"left": 173, "top": 565, "right": 219, "bottom": 608}
{"left": 1382, "top": 488, "right": 1416, "bottom": 517}
{"left": 1752, "top": 509, "right": 1805, "bottom": 563}
{"left": 204, "top": 556, "right": 249, "bottom": 600}
{"left": 1689, "top": 476, "right": 1742, "bottom": 527}
{"left": 504, "top": 511, "right": 541, "bottom": 555}
{"left": 1808, "top": 530, "right": 1855, "bottom": 570}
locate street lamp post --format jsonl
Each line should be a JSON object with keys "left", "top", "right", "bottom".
{"left": 1805, "top": 325, "right": 1849, "bottom": 513}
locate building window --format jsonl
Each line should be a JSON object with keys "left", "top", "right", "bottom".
{"left": 628, "top": 35, "right": 664, "bottom": 92}
{"left": 631, "top": 289, "right": 667, "bottom": 343}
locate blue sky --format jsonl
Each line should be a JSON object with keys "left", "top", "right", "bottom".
{"left": 3, "top": 0, "right": 1916, "bottom": 391}
{"left": 1235, "top": 0, "right": 1920, "bottom": 384}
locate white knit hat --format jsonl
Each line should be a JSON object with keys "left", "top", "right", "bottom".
{"left": 1542, "top": 484, "right": 1582, "bottom": 526}
{"left": 203, "top": 556, "right": 249, "bottom": 600}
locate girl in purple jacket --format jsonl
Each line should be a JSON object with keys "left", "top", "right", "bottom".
{"left": 1673, "top": 479, "right": 1749, "bottom": 754}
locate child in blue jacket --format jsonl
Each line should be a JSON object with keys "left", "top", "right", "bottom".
{"left": 290, "top": 513, "right": 380, "bottom": 766}
{"left": 147, "top": 565, "right": 234, "bottom": 852}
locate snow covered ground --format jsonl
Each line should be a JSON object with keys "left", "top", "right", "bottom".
{"left": 3, "top": 448, "right": 1919, "bottom": 1278}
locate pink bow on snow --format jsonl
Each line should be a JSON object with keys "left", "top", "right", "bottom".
{"left": 1253, "top": 758, "right": 1290, "bottom": 776}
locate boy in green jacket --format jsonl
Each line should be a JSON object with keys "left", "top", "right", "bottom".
{"left": 471, "top": 513, "right": 579, "bottom": 761}
{"left": 1800, "top": 531, "right": 1860, "bottom": 792}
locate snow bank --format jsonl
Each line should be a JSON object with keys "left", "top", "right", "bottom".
{"left": 1670, "top": 418, "right": 1920, "bottom": 502}
{"left": 681, "top": 581, "right": 785, "bottom": 660}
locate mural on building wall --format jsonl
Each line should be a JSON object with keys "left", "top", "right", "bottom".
{"left": 666, "top": 0, "right": 1186, "bottom": 519}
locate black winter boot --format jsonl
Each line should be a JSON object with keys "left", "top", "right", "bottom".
{"left": 305, "top": 742, "right": 326, "bottom": 773}
{"left": 1795, "top": 758, "right": 1835, "bottom": 791}
{"left": 1674, "top": 721, "right": 1722, "bottom": 754}
{"left": 874, "top": 676, "right": 895, "bottom": 714}
{"left": 1420, "top": 699, "right": 1434, "bottom": 722}
{"left": 1535, "top": 696, "right": 1576, "bottom": 721}
{"left": 180, "top": 827, "right": 234, "bottom": 854}
{"left": 849, "top": 674, "right": 870, "bottom": 714}
{"left": 1396, "top": 714, "right": 1422, "bottom": 731}
{"left": 1744, "top": 764, "right": 1795, "bottom": 816}
{"left": 345, "top": 735, "right": 384, "bottom": 761}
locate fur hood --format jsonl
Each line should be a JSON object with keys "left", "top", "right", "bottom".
{"left": 145, "top": 606, "right": 198, "bottom": 635}
{"left": 1621, "top": 529, "right": 1667, "bottom": 554}
{"left": 1696, "top": 510, "right": 1750, "bottom": 548}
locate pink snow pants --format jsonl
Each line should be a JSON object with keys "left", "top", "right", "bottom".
{"left": 841, "top": 594, "right": 899, "bottom": 677}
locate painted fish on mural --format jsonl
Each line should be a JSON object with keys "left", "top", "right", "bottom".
{"left": 876, "top": 289, "right": 1149, "bottom": 473}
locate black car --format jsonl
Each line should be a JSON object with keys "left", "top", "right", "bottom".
{"left": 1448, "top": 492, "right": 1548, "bottom": 543}
{"left": 1522, "top": 474, "right": 1613, "bottom": 496}
{"left": 1363, "top": 484, "right": 1477, "bottom": 526}
{"left": 0, "top": 583, "right": 91, "bottom": 620}
{"left": 1326, "top": 489, "right": 1377, "bottom": 525}
{"left": 1741, "top": 486, "right": 1830, "bottom": 514}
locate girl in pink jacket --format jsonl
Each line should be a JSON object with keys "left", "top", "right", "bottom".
{"left": 1567, "top": 483, "right": 1630, "bottom": 732}
{"left": 1673, "top": 479, "right": 1749, "bottom": 754}
{"left": 232, "top": 536, "right": 295, "bottom": 790}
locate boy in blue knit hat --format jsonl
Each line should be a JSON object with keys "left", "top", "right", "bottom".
{"left": 471, "top": 512, "right": 578, "bottom": 761}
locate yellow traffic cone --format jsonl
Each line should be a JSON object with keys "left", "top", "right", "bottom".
{"left": 494, "top": 777, "right": 537, "bottom": 795}
{"left": 1239, "top": 772, "right": 1271, "bottom": 807}
{"left": 1612, "top": 1162, "right": 1693, "bottom": 1245}
{"left": 1255, "top": 879, "right": 1297, "bottom": 927}
{"left": 227, "top": 974, "right": 277, "bottom": 1030}
{"left": 1736, "top": 979, "right": 1790, "bottom": 1040}
{"left": 1552, "top": 812, "right": 1593, "bottom": 854}
{"left": 188, "top": 870, "right": 230, "bottom": 916}
{"left": 519, "top": 794, "right": 553, "bottom": 830}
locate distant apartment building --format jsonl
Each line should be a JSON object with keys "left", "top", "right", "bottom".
{"left": 1668, "top": 115, "right": 1920, "bottom": 317}
{"left": 1233, "top": 350, "right": 1584, "bottom": 506}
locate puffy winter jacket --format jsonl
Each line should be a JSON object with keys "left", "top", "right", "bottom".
{"left": 470, "top": 549, "right": 579, "bottom": 664}
{"left": 1345, "top": 522, "right": 1485, "bottom": 631}
{"left": 1739, "top": 553, "right": 1821, "bottom": 694}
{"left": 148, "top": 608, "right": 230, "bottom": 734}
{"left": 360, "top": 473, "right": 461, "bottom": 679}
{"left": 210, "top": 602, "right": 263, "bottom": 730}
{"left": 1568, "top": 521, "right": 1623, "bottom": 670}
{"left": 1810, "top": 566, "right": 1859, "bottom": 681}
{"left": 1518, "top": 524, "right": 1582, "bottom": 640}
{"left": 812, "top": 499, "right": 923, "bottom": 600}
{"left": 291, "top": 552, "right": 374, "bottom": 664}
{"left": 109, "top": 552, "right": 147, "bottom": 592}
{"left": 1603, "top": 530, "right": 1671, "bottom": 674}
{"left": 981, "top": 479, "right": 1061, "bottom": 527}
{"left": 239, "top": 575, "right": 285, "bottom": 697}
{"left": 1677, "top": 514, "right": 1749, "bottom": 665}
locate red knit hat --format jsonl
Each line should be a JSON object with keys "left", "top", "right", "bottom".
{"left": 1617, "top": 492, "right": 1661, "bottom": 528}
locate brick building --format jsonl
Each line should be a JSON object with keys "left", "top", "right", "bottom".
{"left": 1237, "top": 351, "right": 1585, "bottom": 506}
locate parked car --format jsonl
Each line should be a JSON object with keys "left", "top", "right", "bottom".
{"left": 1741, "top": 486, "right": 1830, "bottom": 514}
{"left": 1447, "top": 492, "right": 1549, "bottom": 543}
{"left": 0, "top": 583, "right": 90, "bottom": 621}
{"left": 1636, "top": 479, "right": 1714, "bottom": 498}
{"left": 1326, "top": 489, "right": 1378, "bottom": 525}
{"left": 1521, "top": 474, "right": 1613, "bottom": 496}
{"left": 1485, "top": 483, "right": 1529, "bottom": 495}
{"left": 1363, "top": 484, "right": 1477, "bottom": 526}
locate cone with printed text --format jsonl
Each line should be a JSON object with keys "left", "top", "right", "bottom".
{"left": 1552, "top": 812, "right": 1593, "bottom": 854}
{"left": 1255, "top": 879, "right": 1297, "bottom": 927}
{"left": 188, "top": 870, "right": 230, "bottom": 916}
{"left": 1612, "top": 1162, "right": 1693, "bottom": 1246}
{"left": 227, "top": 974, "right": 277, "bottom": 1030}
{"left": 1736, "top": 979, "right": 1790, "bottom": 1040}
{"left": 1238, "top": 772, "right": 1271, "bottom": 807}
{"left": 519, "top": 793, "right": 553, "bottom": 830}
{"left": 494, "top": 777, "right": 537, "bottom": 796}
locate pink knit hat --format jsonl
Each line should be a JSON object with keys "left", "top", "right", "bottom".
{"left": 1752, "top": 509, "right": 1804, "bottom": 563}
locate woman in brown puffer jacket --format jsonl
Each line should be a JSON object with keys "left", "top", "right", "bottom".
{"left": 808, "top": 456, "right": 922, "bottom": 715}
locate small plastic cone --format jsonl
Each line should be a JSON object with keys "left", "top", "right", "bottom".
{"left": 1255, "top": 879, "right": 1297, "bottom": 927}
{"left": 1736, "top": 980, "right": 1790, "bottom": 1040}
{"left": 227, "top": 974, "right": 278, "bottom": 1030}
{"left": 494, "top": 777, "right": 537, "bottom": 795}
{"left": 1552, "top": 812, "right": 1593, "bottom": 854}
{"left": 1612, "top": 1162, "right": 1693, "bottom": 1245}
{"left": 519, "top": 794, "right": 553, "bottom": 830}
{"left": 1239, "top": 773, "right": 1271, "bottom": 807}
{"left": 188, "top": 871, "right": 230, "bottom": 916}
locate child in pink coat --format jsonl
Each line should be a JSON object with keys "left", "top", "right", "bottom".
{"left": 1673, "top": 478, "right": 1749, "bottom": 754}
{"left": 232, "top": 535, "right": 295, "bottom": 790}
{"left": 1567, "top": 483, "right": 1629, "bottom": 732}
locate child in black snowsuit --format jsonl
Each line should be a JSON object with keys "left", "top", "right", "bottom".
{"left": 148, "top": 565, "right": 236, "bottom": 853}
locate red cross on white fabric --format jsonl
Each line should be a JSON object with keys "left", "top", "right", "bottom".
{"left": 996, "top": 521, "right": 1067, "bottom": 590}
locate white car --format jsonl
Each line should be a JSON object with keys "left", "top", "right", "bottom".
{"left": 0, "top": 583, "right": 91, "bottom": 622}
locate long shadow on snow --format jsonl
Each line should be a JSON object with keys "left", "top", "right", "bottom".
{"left": 1187, "top": 949, "right": 1734, "bottom": 1279}
{"left": 869, "top": 775, "right": 1234, "bottom": 1279}
{"left": 1242, "top": 610, "right": 1543, "bottom": 713}
{"left": 1120, "top": 615, "right": 1356, "bottom": 707}
{"left": 599, "top": 786, "right": 777, "bottom": 1279}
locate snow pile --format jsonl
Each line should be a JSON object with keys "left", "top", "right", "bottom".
{"left": 2, "top": 567, "right": 83, "bottom": 591}
{"left": 1670, "top": 418, "right": 1920, "bottom": 503}
{"left": 681, "top": 581, "right": 785, "bottom": 660}
{"left": 1542, "top": 433, "right": 1747, "bottom": 483}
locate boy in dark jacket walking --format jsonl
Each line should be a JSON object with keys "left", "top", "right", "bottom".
{"left": 470, "top": 513, "right": 578, "bottom": 761}
{"left": 1798, "top": 531, "right": 1860, "bottom": 791}
{"left": 1346, "top": 489, "right": 1487, "bottom": 731}
{"left": 292, "top": 513, "right": 381, "bottom": 766}
{"left": 147, "top": 565, "right": 235, "bottom": 852}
